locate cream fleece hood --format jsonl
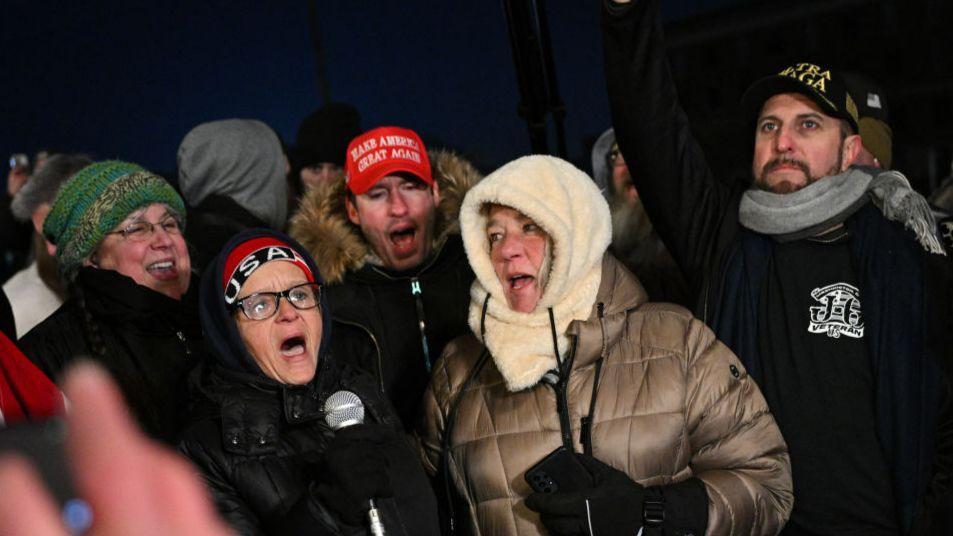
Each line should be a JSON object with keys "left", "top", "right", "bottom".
{"left": 459, "top": 155, "right": 612, "bottom": 391}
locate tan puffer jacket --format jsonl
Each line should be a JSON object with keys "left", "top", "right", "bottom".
{"left": 419, "top": 255, "right": 793, "bottom": 535}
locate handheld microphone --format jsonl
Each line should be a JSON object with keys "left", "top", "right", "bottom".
{"left": 324, "top": 390, "right": 364, "bottom": 431}
{"left": 323, "top": 391, "right": 385, "bottom": 536}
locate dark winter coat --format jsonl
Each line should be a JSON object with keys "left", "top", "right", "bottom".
{"left": 290, "top": 151, "right": 483, "bottom": 430}
{"left": 18, "top": 267, "right": 201, "bottom": 443}
{"left": 602, "top": 0, "right": 953, "bottom": 532}
{"left": 179, "top": 359, "right": 440, "bottom": 536}
{"left": 179, "top": 227, "right": 439, "bottom": 536}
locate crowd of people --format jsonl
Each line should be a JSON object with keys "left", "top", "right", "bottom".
{"left": 1, "top": 0, "right": 952, "bottom": 535}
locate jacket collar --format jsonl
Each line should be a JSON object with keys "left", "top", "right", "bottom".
{"left": 77, "top": 267, "right": 201, "bottom": 334}
{"left": 343, "top": 234, "right": 466, "bottom": 285}
{"left": 209, "top": 366, "right": 325, "bottom": 456}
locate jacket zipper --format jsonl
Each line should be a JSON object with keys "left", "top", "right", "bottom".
{"left": 333, "top": 318, "right": 386, "bottom": 395}
{"left": 176, "top": 330, "right": 191, "bottom": 357}
{"left": 410, "top": 277, "right": 432, "bottom": 372}
{"left": 367, "top": 247, "right": 445, "bottom": 374}
{"left": 553, "top": 337, "right": 578, "bottom": 450}
{"left": 702, "top": 281, "right": 710, "bottom": 323}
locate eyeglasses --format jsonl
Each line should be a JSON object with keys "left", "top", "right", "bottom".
{"left": 232, "top": 282, "right": 321, "bottom": 321}
{"left": 608, "top": 148, "right": 623, "bottom": 162}
{"left": 106, "top": 216, "right": 182, "bottom": 242}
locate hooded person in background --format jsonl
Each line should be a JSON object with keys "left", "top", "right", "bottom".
{"left": 419, "top": 155, "right": 792, "bottom": 535}
{"left": 18, "top": 160, "right": 202, "bottom": 444}
{"left": 179, "top": 228, "right": 439, "bottom": 536}
{"left": 4, "top": 153, "right": 92, "bottom": 338}
{"left": 291, "top": 126, "right": 482, "bottom": 430}
{"left": 591, "top": 128, "right": 690, "bottom": 306}
{"left": 177, "top": 118, "right": 289, "bottom": 272}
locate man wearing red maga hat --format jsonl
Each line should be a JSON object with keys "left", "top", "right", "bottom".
{"left": 290, "top": 126, "right": 483, "bottom": 430}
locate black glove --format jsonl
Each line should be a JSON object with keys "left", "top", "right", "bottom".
{"left": 526, "top": 453, "right": 644, "bottom": 535}
{"left": 526, "top": 454, "right": 710, "bottom": 536}
{"left": 313, "top": 424, "right": 395, "bottom": 526}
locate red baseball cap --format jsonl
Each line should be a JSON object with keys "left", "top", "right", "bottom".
{"left": 344, "top": 126, "right": 433, "bottom": 195}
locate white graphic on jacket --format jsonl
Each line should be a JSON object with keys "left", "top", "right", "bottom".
{"left": 808, "top": 283, "right": 864, "bottom": 339}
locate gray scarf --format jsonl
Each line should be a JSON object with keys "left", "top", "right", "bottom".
{"left": 739, "top": 167, "right": 946, "bottom": 255}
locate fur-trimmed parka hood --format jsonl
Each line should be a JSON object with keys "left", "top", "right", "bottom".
{"left": 289, "top": 149, "right": 483, "bottom": 284}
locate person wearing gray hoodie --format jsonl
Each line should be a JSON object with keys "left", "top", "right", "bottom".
{"left": 177, "top": 119, "right": 289, "bottom": 272}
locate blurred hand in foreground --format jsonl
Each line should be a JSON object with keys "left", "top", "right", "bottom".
{"left": 0, "top": 363, "right": 231, "bottom": 536}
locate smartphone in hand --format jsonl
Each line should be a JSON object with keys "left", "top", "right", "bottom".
{"left": 524, "top": 446, "right": 594, "bottom": 494}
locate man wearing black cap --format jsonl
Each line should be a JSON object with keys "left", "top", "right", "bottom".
{"left": 602, "top": 0, "right": 952, "bottom": 534}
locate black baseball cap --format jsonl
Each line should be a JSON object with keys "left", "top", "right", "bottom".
{"left": 742, "top": 62, "right": 860, "bottom": 133}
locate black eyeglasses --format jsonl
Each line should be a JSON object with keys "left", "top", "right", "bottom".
{"left": 106, "top": 216, "right": 181, "bottom": 242}
{"left": 231, "top": 283, "right": 321, "bottom": 320}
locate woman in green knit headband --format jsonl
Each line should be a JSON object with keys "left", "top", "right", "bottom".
{"left": 20, "top": 160, "right": 201, "bottom": 443}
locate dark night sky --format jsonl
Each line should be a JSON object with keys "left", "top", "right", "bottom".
{"left": 2, "top": 1, "right": 744, "bottom": 178}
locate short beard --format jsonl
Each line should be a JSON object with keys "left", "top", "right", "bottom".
{"left": 755, "top": 141, "right": 844, "bottom": 194}
{"left": 610, "top": 194, "right": 653, "bottom": 253}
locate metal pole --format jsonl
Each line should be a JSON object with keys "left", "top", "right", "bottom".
{"left": 307, "top": 0, "right": 331, "bottom": 105}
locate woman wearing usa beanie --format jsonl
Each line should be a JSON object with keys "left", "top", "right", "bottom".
{"left": 18, "top": 160, "right": 201, "bottom": 444}
{"left": 179, "top": 228, "right": 439, "bottom": 536}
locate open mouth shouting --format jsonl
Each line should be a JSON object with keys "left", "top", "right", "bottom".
{"left": 388, "top": 222, "right": 419, "bottom": 257}
{"left": 503, "top": 270, "right": 542, "bottom": 313}
{"left": 279, "top": 334, "right": 307, "bottom": 358}
{"left": 508, "top": 272, "right": 536, "bottom": 291}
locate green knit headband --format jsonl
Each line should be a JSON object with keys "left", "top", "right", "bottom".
{"left": 43, "top": 160, "right": 186, "bottom": 279}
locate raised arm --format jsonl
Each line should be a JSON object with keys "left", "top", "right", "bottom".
{"left": 602, "top": 0, "right": 740, "bottom": 290}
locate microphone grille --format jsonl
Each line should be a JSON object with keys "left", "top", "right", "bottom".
{"left": 323, "top": 390, "right": 364, "bottom": 430}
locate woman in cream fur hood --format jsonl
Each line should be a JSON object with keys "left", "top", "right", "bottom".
{"left": 460, "top": 154, "right": 612, "bottom": 391}
{"left": 418, "top": 155, "right": 792, "bottom": 536}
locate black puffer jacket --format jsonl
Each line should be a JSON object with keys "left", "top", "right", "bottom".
{"left": 19, "top": 267, "right": 201, "bottom": 444}
{"left": 179, "top": 228, "right": 439, "bottom": 536}
{"left": 180, "top": 358, "right": 439, "bottom": 536}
